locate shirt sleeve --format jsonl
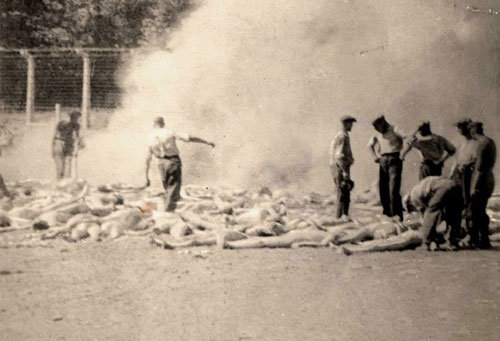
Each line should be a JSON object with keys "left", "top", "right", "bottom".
{"left": 333, "top": 134, "right": 345, "bottom": 162}
{"left": 328, "top": 139, "right": 336, "bottom": 166}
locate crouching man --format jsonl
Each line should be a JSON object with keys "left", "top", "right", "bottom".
{"left": 403, "top": 176, "right": 463, "bottom": 250}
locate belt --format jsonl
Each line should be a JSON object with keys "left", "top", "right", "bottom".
{"left": 422, "top": 159, "right": 443, "bottom": 166}
{"left": 156, "top": 154, "right": 180, "bottom": 160}
{"left": 381, "top": 152, "right": 400, "bottom": 157}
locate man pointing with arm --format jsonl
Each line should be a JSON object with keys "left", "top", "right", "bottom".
{"left": 145, "top": 117, "right": 215, "bottom": 212}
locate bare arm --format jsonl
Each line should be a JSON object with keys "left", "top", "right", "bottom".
{"left": 400, "top": 135, "right": 416, "bottom": 161}
{"left": 145, "top": 148, "right": 153, "bottom": 186}
{"left": 188, "top": 136, "right": 215, "bottom": 148}
{"left": 368, "top": 136, "right": 380, "bottom": 163}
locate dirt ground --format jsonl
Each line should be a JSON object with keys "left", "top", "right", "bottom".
{"left": 1, "top": 237, "right": 500, "bottom": 341}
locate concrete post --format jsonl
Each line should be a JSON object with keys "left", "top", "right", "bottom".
{"left": 20, "top": 50, "right": 34, "bottom": 124}
{"left": 55, "top": 103, "right": 61, "bottom": 122}
{"left": 79, "top": 51, "right": 91, "bottom": 129}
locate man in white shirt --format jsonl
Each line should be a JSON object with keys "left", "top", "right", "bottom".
{"left": 329, "top": 115, "right": 356, "bottom": 219}
{"left": 145, "top": 117, "right": 215, "bottom": 212}
{"left": 368, "top": 115, "right": 404, "bottom": 221}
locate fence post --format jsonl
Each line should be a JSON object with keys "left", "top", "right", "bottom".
{"left": 20, "top": 50, "right": 34, "bottom": 124}
{"left": 76, "top": 50, "right": 91, "bottom": 129}
{"left": 55, "top": 103, "right": 61, "bottom": 122}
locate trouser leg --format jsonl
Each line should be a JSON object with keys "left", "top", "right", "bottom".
{"left": 343, "top": 187, "right": 350, "bottom": 216}
{"left": 158, "top": 158, "right": 182, "bottom": 212}
{"left": 53, "top": 153, "right": 65, "bottom": 180}
{"left": 332, "top": 165, "right": 350, "bottom": 218}
{"left": 470, "top": 173, "right": 494, "bottom": 248}
{"left": 378, "top": 158, "right": 391, "bottom": 217}
{"left": 421, "top": 182, "right": 455, "bottom": 245}
{"left": 444, "top": 185, "right": 464, "bottom": 246}
{"left": 388, "top": 156, "right": 403, "bottom": 220}
{"left": 63, "top": 156, "right": 72, "bottom": 179}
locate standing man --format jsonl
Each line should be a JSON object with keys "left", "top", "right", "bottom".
{"left": 329, "top": 115, "right": 356, "bottom": 219}
{"left": 52, "top": 111, "right": 83, "bottom": 180}
{"left": 368, "top": 115, "right": 404, "bottom": 221}
{"left": 145, "top": 117, "right": 215, "bottom": 212}
{"left": 403, "top": 176, "right": 463, "bottom": 250}
{"left": 450, "top": 119, "right": 476, "bottom": 232}
{"left": 469, "top": 122, "right": 497, "bottom": 249}
{"left": 400, "top": 121, "right": 456, "bottom": 179}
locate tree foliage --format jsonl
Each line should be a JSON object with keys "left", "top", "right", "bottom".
{"left": 0, "top": 0, "right": 193, "bottom": 48}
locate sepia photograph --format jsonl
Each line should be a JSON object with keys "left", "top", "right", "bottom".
{"left": 0, "top": 0, "right": 499, "bottom": 340}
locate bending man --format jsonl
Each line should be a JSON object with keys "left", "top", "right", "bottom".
{"left": 145, "top": 117, "right": 215, "bottom": 212}
{"left": 403, "top": 176, "right": 463, "bottom": 250}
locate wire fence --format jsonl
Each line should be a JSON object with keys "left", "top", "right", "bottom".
{"left": 0, "top": 49, "right": 130, "bottom": 126}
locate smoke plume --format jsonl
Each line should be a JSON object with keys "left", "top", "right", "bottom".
{"left": 5, "top": 0, "right": 500, "bottom": 195}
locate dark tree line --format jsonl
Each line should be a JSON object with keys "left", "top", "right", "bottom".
{"left": 0, "top": 0, "right": 193, "bottom": 48}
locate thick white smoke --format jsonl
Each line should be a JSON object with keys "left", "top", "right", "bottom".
{"left": 4, "top": 0, "right": 500, "bottom": 195}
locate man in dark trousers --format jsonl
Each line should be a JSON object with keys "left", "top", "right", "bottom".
{"left": 469, "top": 121, "right": 497, "bottom": 249}
{"left": 52, "top": 111, "right": 83, "bottom": 180}
{"left": 400, "top": 121, "right": 456, "bottom": 179}
{"left": 450, "top": 119, "right": 477, "bottom": 234}
{"left": 145, "top": 117, "right": 215, "bottom": 212}
{"left": 329, "top": 115, "right": 356, "bottom": 219}
{"left": 368, "top": 115, "right": 404, "bottom": 221}
{"left": 403, "top": 176, "right": 463, "bottom": 250}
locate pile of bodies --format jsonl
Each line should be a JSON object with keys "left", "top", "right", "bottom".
{"left": 1, "top": 179, "right": 499, "bottom": 255}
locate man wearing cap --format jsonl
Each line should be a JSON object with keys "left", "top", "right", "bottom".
{"left": 329, "top": 115, "right": 356, "bottom": 219}
{"left": 400, "top": 122, "right": 456, "bottom": 180}
{"left": 368, "top": 115, "right": 404, "bottom": 220}
{"left": 403, "top": 176, "right": 463, "bottom": 250}
{"left": 145, "top": 117, "right": 215, "bottom": 212}
{"left": 52, "top": 111, "right": 83, "bottom": 180}
{"left": 469, "top": 121, "right": 497, "bottom": 249}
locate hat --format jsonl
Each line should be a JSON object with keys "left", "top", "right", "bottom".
{"left": 453, "top": 118, "right": 472, "bottom": 129}
{"left": 340, "top": 178, "right": 355, "bottom": 192}
{"left": 340, "top": 115, "right": 357, "bottom": 123}
{"left": 417, "top": 121, "right": 431, "bottom": 135}
{"left": 372, "top": 115, "right": 390, "bottom": 133}
{"left": 154, "top": 116, "right": 165, "bottom": 126}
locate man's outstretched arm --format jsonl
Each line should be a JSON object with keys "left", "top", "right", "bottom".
{"left": 187, "top": 136, "right": 215, "bottom": 148}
